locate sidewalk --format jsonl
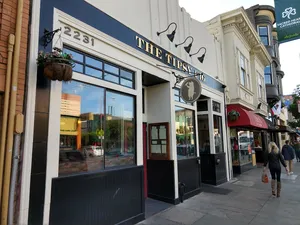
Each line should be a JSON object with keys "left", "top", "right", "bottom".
{"left": 138, "top": 161, "right": 300, "bottom": 225}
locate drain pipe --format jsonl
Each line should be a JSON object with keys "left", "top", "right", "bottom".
{"left": 1, "top": 0, "right": 24, "bottom": 223}
{"left": 0, "top": 34, "right": 15, "bottom": 203}
{"left": 8, "top": 129, "right": 22, "bottom": 225}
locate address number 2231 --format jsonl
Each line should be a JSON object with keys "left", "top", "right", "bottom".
{"left": 63, "top": 26, "right": 95, "bottom": 46}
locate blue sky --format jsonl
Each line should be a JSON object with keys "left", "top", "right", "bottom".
{"left": 179, "top": 0, "right": 300, "bottom": 95}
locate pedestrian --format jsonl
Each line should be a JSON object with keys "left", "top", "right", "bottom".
{"left": 281, "top": 140, "right": 295, "bottom": 174}
{"left": 293, "top": 141, "right": 300, "bottom": 162}
{"left": 264, "top": 142, "right": 288, "bottom": 197}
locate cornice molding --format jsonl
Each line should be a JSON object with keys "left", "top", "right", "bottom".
{"left": 221, "top": 8, "right": 272, "bottom": 66}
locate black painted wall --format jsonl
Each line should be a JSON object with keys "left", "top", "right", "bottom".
{"left": 200, "top": 153, "right": 227, "bottom": 185}
{"left": 178, "top": 158, "right": 201, "bottom": 200}
{"left": 49, "top": 166, "right": 144, "bottom": 225}
{"left": 147, "top": 160, "right": 176, "bottom": 204}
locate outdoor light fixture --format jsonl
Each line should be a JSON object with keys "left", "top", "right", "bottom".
{"left": 157, "top": 22, "right": 178, "bottom": 42}
{"left": 189, "top": 47, "right": 207, "bottom": 63}
{"left": 175, "top": 36, "right": 194, "bottom": 54}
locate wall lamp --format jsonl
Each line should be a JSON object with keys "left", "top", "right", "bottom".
{"left": 175, "top": 36, "right": 194, "bottom": 54}
{"left": 157, "top": 22, "right": 177, "bottom": 42}
{"left": 189, "top": 47, "right": 207, "bottom": 63}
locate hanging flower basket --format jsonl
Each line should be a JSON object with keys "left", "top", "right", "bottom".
{"left": 37, "top": 48, "right": 74, "bottom": 81}
{"left": 228, "top": 110, "right": 240, "bottom": 122}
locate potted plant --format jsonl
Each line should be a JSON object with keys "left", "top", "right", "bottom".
{"left": 37, "top": 47, "right": 74, "bottom": 81}
{"left": 228, "top": 110, "right": 240, "bottom": 121}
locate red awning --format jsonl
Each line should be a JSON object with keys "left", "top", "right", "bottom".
{"left": 227, "top": 105, "right": 268, "bottom": 129}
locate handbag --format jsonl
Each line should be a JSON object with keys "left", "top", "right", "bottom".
{"left": 261, "top": 171, "right": 269, "bottom": 183}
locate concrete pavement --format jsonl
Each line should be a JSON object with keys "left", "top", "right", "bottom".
{"left": 138, "top": 161, "right": 300, "bottom": 225}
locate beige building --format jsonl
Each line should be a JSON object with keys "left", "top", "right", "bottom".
{"left": 205, "top": 7, "right": 272, "bottom": 175}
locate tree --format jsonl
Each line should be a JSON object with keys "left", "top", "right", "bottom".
{"left": 288, "top": 84, "right": 300, "bottom": 128}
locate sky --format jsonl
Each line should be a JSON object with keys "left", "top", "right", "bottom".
{"left": 179, "top": 0, "right": 300, "bottom": 95}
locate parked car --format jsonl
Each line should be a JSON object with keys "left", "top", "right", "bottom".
{"left": 83, "top": 146, "right": 104, "bottom": 157}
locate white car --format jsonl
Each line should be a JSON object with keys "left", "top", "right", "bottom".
{"left": 83, "top": 146, "right": 104, "bottom": 157}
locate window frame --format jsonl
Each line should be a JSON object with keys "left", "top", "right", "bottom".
{"left": 258, "top": 26, "right": 270, "bottom": 46}
{"left": 174, "top": 88, "right": 193, "bottom": 106}
{"left": 64, "top": 46, "right": 135, "bottom": 89}
{"left": 264, "top": 65, "right": 272, "bottom": 84}
{"left": 239, "top": 53, "right": 246, "bottom": 87}
{"left": 58, "top": 80, "right": 137, "bottom": 176}
{"left": 175, "top": 106, "right": 197, "bottom": 160}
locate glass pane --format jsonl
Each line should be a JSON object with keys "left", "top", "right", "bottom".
{"left": 59, "top": 81, "right": 105, "bottom": 176}
{"left": 174, "top": 89, "right": 180, "bottom": 96}
{"left": 174, "top": 96, "right": 180, "bottom": 102}
{"left": 120, "top": 78, "right": 133, "bottom": 88}
{"left": 259, "top": 26, "right": 268, "bottom": 35}
{"left": 237, "top": 131, "right": 253, "bottom": 165}
{"left": 104, "top": 73, "right": 119, "bottom": 84}
{"left": 86, "top": 57, "right": 103, "bottom": 69}
{"left": 212, "top": 101, "right": 221, "bottom": 113}
{"left": 105, "top": 91, "right": 135, "bottom": 168}
{"left": 175, "top": 107, "right": 195, "bottom": 159}
{"left": 63, "top": 48, "right": 83, "bottom": 62}
{"left": 240, "top": 55, "right": 245, "bottom": 68}
{"left": 197, "top": 101, "right": 208, "bottom": 111}
{"left": 214, "top": 115, "right": 223, "bottom": 153}
{"left": 73, "top": 63, "right": 83, "bottom": 73}
{"left": 120, "top": 70, "right": 133, "bottom": 80}
{"left": 260, "top": 36, "right": 269, "bottom": 45}
{"left": 198, "top": 115, "right": 210, "bottom": 154}
{"left": 104, "top": 63, "right": 119, "bottom": 75}
{"left": 264, "top": 66, "right": 271, "bottom": 73}
{"left": 265, "top": 75, "right": 272, "bottom": 84}
{"left": 85, "top": 66, "right": 102, "bottom": 78}
{"left": 240, "top": 69, "right": 245, "bottom": 86}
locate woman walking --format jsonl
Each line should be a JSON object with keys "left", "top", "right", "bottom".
{"left": 264, "top": 142, "right": 288, "bottom": 197}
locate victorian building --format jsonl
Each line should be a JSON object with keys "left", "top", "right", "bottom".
{"left": 205, "top": 7, "right": 272, "bottom": 175}
{"left": 246, "top": 5, "right": 290, "bottom": 149}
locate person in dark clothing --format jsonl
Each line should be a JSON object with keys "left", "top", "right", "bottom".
{"left": 293, "top": 141, "right": 300, "bottom": 162}
{"left": 282, "top": 140, "right": 295, "bottom": 174}
{"left": 264, "top": 142, "right": 288, "bottom": 197}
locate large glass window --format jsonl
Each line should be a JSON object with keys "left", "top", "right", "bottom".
{"left": 63, "top": 47, "right": 135, "bottom": 88}
{"left": 175, "top": 107, "right": 195, "bottom": 159}
{"left": 264, "top": 65, "right": 272, "bottom": 84}
{"left": 258, "top": 26, "right": 269, "bottom": 45}
{"left": 59, "top": 81, "right": 135, "bottom": 176}
{"left": 198, "top": 115, "right": 210, "bottom": 154}
{"left": 214, "top": 115, "right": 223, "bottom": 153}
{"left": 105, "top": 91, "right": 135, "bottom": 168}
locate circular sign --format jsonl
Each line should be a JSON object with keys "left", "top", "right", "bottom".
{"left": 96, "top": 129, "right": 104, "bottom": 137}
{"left": 180, "top": 77, "right": 202, "bottom": 103}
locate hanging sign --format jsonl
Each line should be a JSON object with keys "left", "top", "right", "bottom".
{"left": 275, "top": 0, "right": 300, "bottom": 43}
{"left": 180, "top": 77, "right": 202, "bottom": 103}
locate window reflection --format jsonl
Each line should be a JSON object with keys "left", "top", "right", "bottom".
{"left": 105, "top": 91, "right": 135, "bottom": 168}
{"left": 198, "top": 115, "right": 210, "bottom": 153}
{"left": 175, "top": 107, "right": 195, "bottom": 159}
{"left": 104, "top": 73, "right": 119, "bottom": 84}
{"left": 59, "top": 81, "right": 135, "bottom": 176}
{"left": 86, "top": 67, "right": 102, "bottom": 78}
{"left": 86, "top": 57, "right": 102, "bottom": 69}
{"left": 104, "top": 64, "right": 119, "bottom": 75}
{"left": 214, "top": 115, "right": 223, "bottom": 153}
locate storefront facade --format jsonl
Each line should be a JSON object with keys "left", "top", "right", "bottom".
{"left": 18, "top": 1, "right": 229, "bottom": 225}
{"left": 206, "top": 8, "right": 272, "bottom": 175}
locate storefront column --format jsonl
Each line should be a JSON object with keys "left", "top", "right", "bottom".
{"left": 136, "top": 70, "right": 143, "bottom": 166}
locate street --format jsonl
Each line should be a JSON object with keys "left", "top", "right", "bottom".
{"left": 138, "top": 162, "right": 300, "bottom": 225}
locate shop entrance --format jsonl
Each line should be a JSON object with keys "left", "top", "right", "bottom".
{"left": 142, "top": 71, "right": 173, "bottom": 218}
